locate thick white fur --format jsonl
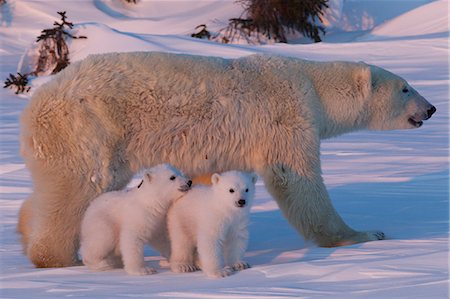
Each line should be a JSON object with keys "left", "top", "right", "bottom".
{"left": 168, "top": 171, "right": 257, "bottom": 278}
{"left": 80, "top": 164, "right": 191, "bottom": 275}
{"left": 18, "top": 52, "right": 435, "bottom": 267}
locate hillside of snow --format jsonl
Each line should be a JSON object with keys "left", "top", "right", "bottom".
{"left": 0, "top": 1, "right": 448, "bottom": 298}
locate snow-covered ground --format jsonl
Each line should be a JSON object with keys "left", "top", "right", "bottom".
{"left": 0, "top": 1, "right": 448, "bottom": 298}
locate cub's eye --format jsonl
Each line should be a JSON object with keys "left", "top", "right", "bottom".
{"left": 229, "top": 189, "right": 235, "bottom": 193}
{"left": 170, "top": 176, "right": 176, "bottom": 181}
{"left": 402, "top": 87, "right": 409, "bottom": 93}
{"left": 245, "top": 188, "right": 249, "bottom": 193}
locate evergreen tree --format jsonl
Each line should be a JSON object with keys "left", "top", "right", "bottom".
{"left": 240, "top": 0, "right": 328, "bottom": 43}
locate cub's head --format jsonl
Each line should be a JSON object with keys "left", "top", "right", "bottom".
{"left": 210, "top": 171, "right": 257, "bottom": 211}
{"left": 138, "top": 164, "right": 191, "bottom": 200}
{"left": 367, "top": 64, "right": 436, "bottom": 130}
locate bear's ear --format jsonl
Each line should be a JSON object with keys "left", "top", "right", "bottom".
{"left": 211, "top": 173, "right": 221, "bottom": 185}
{"left": 251, "top": 173, "right": 258, "bottom": 184}
{"left": 353, "top": 63, "right": 372, "bottom": 99}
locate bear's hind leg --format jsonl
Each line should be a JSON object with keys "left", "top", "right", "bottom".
{"left": 26, "top": 172, "right": 98, "bottom": 267}
{"left": 17, "top": 198, "right": 33, "bottom": 254}
{"left": 27, "top": 206, "right": 82, "bottom": 266}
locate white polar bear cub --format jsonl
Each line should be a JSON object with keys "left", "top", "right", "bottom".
{"left": 168, "top": 171, "right": 257, "bottom": 278}
{"left": 80, "top": 164, "right": 191, "bottom": 275}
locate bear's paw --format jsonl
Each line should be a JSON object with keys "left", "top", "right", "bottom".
{"left": 207, "top": 266, "right": 234, "bottom": 279}
{"left": 125, "top": 266, "right": 157, "bottom": 276}
{"left": 171, "top": 263, "right": 198, "bottom": 273}
{"left": 368, "top": 230, "right": 386, "bottom": 241}
{"left": 232, "top": 261, "right": 251, "bottom": 271}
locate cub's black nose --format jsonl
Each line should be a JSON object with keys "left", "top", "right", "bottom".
{"left": 187, "top": 180, "right": 192, "bottom": 187}
{"left": 427, "top": 106, "right": 436, "bottom": 119}
{"left": 237, "top": 199, "right": 246, "bottom": 207}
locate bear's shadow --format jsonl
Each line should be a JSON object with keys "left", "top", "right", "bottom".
{"left": 246, "top": 170, "right": 448, "bottom": 266}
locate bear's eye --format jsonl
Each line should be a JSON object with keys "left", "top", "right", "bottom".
{"left": 170, "top": 176, "right": 176, "bottom": 181}
{"left": 229, "top": 189, "right": 235, "bottom": 193}
{"left": 245, "top": 188, "right": 249, "bottom": 193}
{"left": 402, "top": 87, "right": 409, "bottom": 93}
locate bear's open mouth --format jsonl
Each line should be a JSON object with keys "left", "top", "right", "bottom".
{"left": 408, "top": 117, "right": 423, "bottom": 128}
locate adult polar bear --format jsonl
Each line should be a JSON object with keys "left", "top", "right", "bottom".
{"left": 18, "top": 52, "right": 436, "bottom": 268}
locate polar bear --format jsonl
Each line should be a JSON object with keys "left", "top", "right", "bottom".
{"left": 79, "top": 164, "right": 192, "bottom": 275}
{"left": 18, "top": 52, "right": 436, "bottom": 267}
{"left": 168, "top": 171, "right": 257, "bottom": 278}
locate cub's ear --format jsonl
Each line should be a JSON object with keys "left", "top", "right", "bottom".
{"left": 211, "top": 173, "right": 221, "bottom": 185}
{"left": 354, "top": 63, "right": 372, "bottom": 99}
{"left": 251, "top": 173, "right": 258, "bottom": 184}
{"left": 137, "top": 180, "right": 144, "bottom": 189}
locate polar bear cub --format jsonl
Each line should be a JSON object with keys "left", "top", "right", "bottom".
{"left": 80, "top": 164, "right": 192, "bottom": 275}
{"left": 168, "top": 171, "right": 257, "bottom": 278}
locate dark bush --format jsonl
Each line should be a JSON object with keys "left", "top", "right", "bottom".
{"left": 34, "top": 11, "right": 87, "bottom": 76}
{"left": 203, "top": 0, "right": 328, "bottom": 44}
{"left": 3, "top": 11, "right": 87, "bottom": 95}
{"left": 239, "top": 0, "right": 328, "bottom": 43}
{"left": 212, "top": 18, "right": 265, "bottom": 45}
{"left": 3, "top": 73, "right": 30, "bottom": 94}
{"left": 191, "top": 24, "right": 211, "bottom": 40}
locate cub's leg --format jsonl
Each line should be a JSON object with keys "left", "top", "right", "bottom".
{"left": 168, "top": 215, "right": 197, "bottom": 273}
{"left": 120, "top": 230, "right": 156, "bottom": 275}
{"left": 80, "top": 218, "right": 116, "bottom": 271}
{"left": 197, "top": 234, "right": 232, "bottom": 278}
{"left": 224, "top": 227, "right": 251, "bottom": 271}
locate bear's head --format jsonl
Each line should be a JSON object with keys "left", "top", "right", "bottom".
{"left": 138, "top": 163, "right": 192, "bottom": 201}
{"left": 367, "top": 64, "right": 436, "bottom": 131}
{"left": 210, "top": 171, "right": 258, "bottom": 211}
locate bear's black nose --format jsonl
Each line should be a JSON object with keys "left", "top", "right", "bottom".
{"left": 427, "top": 106, "right": 436, "bottom": 119}
{"left": 237, "top": 199, "right": 246, "bottom": 207}
{"left": 187, "top": 180, "right": 192, "bottom": 187}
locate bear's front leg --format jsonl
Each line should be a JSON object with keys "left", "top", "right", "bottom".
{"left": 168, "top": 215, "right": 198, "bottom": 273}
{"left": 120, "top": 230, "right": 156, "bottom": 275}
{"left": 223, "top": 225, "right": 251, "bottom": 272}
{"left": 262, "top": 164, "right": 385, "bottom": 247}
{"left": 197, "top": 234, "right": 233, "bottom": 278}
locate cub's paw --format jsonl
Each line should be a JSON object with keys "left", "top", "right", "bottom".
{"left": 207, "top": 266, "right": 234, "bottom": 279}
{"left": 171, "top": 263, "right": 198, "bottom": 273}
{"left": 159, "top": 259, "right": 170, "bottom": 268}
{"left": 232, "top": 261, "right": 251, "bottom": 271}
{"left": 85, "top": 259, "right": 114, "bottom": 271}
{"left": 125, "top": 266, "right": 157, "bottom": 276}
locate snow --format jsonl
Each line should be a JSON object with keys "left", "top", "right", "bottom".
{"left": 0, "top": 0, "right": 449, "bottom": 298}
